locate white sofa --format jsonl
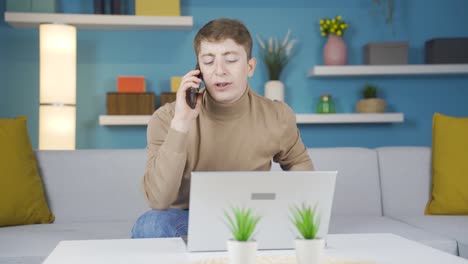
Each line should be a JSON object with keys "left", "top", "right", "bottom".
{"left": 0, "top": 147, "right": 466, "bottom": 263}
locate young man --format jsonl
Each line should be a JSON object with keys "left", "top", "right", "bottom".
{"left": 131, "top": 18, "right": 313, "bottom": 238}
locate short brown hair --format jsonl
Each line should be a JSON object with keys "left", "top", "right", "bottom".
{"left": 194, "top": 18, "right": 253, "bottom": 59}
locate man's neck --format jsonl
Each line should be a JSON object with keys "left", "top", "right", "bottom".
{"left": 202, "top": 85, "right": 250, "bottom": 121}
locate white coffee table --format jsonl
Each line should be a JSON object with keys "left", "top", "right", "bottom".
{"left": 43, "top": 233, "right": 468, "bottom": 264}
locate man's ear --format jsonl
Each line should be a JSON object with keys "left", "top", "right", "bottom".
{"left": 247, "top": 57, "right": 257, "bottom": 77}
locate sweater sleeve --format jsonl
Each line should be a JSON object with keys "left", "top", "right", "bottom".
{"left": 143, "top": 104, "right": 188, "bottom": 210}
{"left": 273, "top": 102, "right": 314, "bottom": 171}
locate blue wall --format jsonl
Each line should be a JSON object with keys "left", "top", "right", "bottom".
{"left": 1, "top": 0, "right": 468, "bottom": 149}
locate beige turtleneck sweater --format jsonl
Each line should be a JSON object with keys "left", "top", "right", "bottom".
{"left": 143, "top": 87, "right": 314, "bottom": 210}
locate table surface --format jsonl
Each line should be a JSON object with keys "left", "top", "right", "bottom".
{"left": 43, "top": 233, "right": 468, "bottom": 264}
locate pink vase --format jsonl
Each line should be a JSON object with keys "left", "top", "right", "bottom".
{"left": 323, "top": 34, "right": 347, "bottom": 65}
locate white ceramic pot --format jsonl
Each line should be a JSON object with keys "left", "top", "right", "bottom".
{"left": 264, "top": 80, "right": 284, "bottom": 102}
{"left": 227, "top": 240, "right": 257, "bottom": 264}
{"left": 295, "top": 238, "right": 325, "bottom": 264}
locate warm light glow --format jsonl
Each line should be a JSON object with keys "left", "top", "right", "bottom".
{"left": 39, "top": 105, "right": 76, "bottom": 150}
{"left": 39, "top": 24, "right": 77, "bottom": 150}
{"left": 39, "top": 24, "right": 76, "bottom": 104}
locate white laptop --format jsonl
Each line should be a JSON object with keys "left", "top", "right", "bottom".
{"left": 187, "top": 171, "right": 337, "bottom": 252}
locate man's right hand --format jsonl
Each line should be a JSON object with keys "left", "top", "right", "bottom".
{"left": 170, "top": 69, "right": 203, "bottom": 133}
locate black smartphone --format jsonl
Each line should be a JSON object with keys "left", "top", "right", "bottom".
{"left": 186, "top": 64, "right": 204, "bottom": 109}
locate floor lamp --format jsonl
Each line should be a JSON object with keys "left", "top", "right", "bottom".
{"left": 39, "top": 24, "right": 76, "bottom": 150}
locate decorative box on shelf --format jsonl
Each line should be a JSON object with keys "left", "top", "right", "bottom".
{"left": 6, "top": 0, "right": 57, "bottom": 13}
{"left": 425, "top": 38, "right": 468, "bottom": 64}
{"left": 364, "top": 42, "right": 408, "bottom": 65}
{"left": 106, "top": 92, "right": 155, "bottom": 115}
{"left": 117, "top": 76, "right": 146, "bottom": 93}
{"left": 160, "top": 92, "right": 177, "bottom": 107}
{"left": 135, "top": 0, "right": 180, "bottom": 16}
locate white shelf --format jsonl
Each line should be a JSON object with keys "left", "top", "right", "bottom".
{"left": 308, "top": 64, "right": 468, "bottom": 77}
{"left": 4, "top": 12, "right": 193, "bottom": 30}
{"left": 99, "top": 113, "right": 404, "bottom": 126}
{"left": 99, "top": 115, "right": 151, "bottom": 126}
{"left": 295, "top": 113, "right": 404, "bottom": 124}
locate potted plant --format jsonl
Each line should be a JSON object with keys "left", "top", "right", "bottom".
{"left": 372, "top": 0, "right": 394, "bottom": 25}
{"left": 291, "top": 203, "right": 324, "bottom": 264}
{"left": 224, "top": 206, "right": 261, "bottom": 264}
{"left": 319, "top": 15, "right": 349, "bottom": 65}
{"left": 256, "top": 30, "right": 297, "bottom": 102}
{"left": 356, "top": 84, "right": 386, "bottom": 113}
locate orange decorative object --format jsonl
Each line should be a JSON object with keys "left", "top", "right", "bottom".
{"left": 117, "top": 76, "right": 146, "bottom": 93}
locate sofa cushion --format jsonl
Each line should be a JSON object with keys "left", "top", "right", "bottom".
{"left": 426, "top": 113, "right": 468, "bottom": 215}
{"left": 390, "top": 215, "right": 468, "bottom": 258}
{"left": 0, "top": 116, "right": 54, "bottom": 227}
{"left": 460, "top": 243, "right": 468, "bottom": 260}
{"left": 329, "top": 216, "right": 458, "bottom": 256}
{"left": 36, "top": 150, "right": 149, "bottom": 223}
{"left": 377, "top": 147, "right": 432, "bottom": 216}
{"left": 308, "top": 148, "right": 382, "bottom": 216}
{"left": 272, "top": 148, "right": 382, "bottom": 216}
{"left": 0, "top": 221, "right": 134, "bottom": 262}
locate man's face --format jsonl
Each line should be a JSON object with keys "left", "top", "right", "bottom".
{"left": 198, "top": 39, "right": 256, "bottom": 104}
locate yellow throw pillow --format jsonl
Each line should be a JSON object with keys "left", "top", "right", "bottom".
{"left": 0, "top": 116, "right": 55, "bottom": 226}
{"left": 426, "top": 113, "right": 468, "bottom": 215}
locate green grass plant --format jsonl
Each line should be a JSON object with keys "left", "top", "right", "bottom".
{"left": 290, "top": 203, "right": 321, "bottom": 240}
{"left": 224, "top": 206, "right": 261, "bottom": 242}
{"left": 363, "top": 83, "right": 378, "bottom": 99}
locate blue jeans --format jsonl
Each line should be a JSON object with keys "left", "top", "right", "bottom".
{"left": 131, "top": 209, "right": 189, "bottom": 238}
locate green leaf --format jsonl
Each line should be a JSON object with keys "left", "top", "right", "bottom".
{"left": 256, "top": 31, "right": 297, "bottom": 81}
{"left": 362, "top": 83, "right": 378, "bottom": 98}
{"left": 290, "top": 202, "right": 321, "bottom": 240}
{"left": 224, "top": 206, "right": 261, "bottom": 242}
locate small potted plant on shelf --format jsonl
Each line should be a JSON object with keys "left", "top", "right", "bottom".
{"left": 356, "top": 83, "right": 386, "bottom": 113}
{"left": 224, "top": 206, "right": 261, "bottom": 264}
{"left": 291, "top": 202, "right": 323, "bottom": 264}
